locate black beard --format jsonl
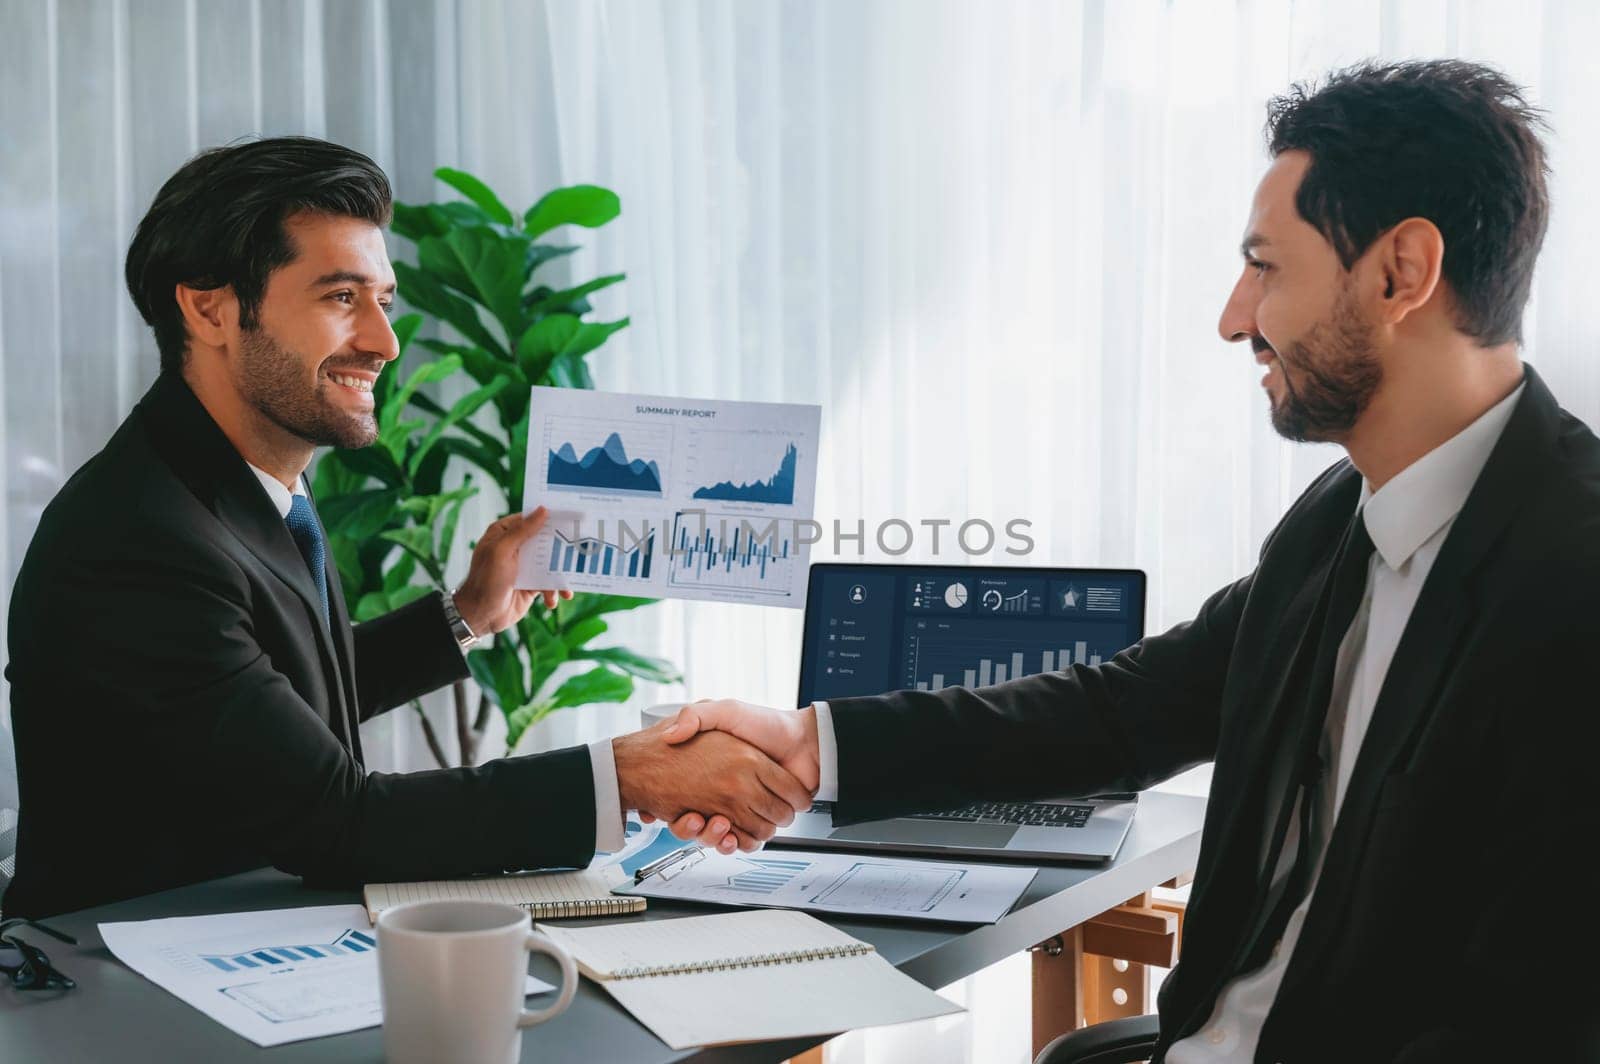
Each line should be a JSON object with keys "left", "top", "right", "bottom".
{"left": 237, "top": 327, "right": 378, "bottom": 449}
{"left": 1269, "top": 284, "right": 1382, "bottom": 443}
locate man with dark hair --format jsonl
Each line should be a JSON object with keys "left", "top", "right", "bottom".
{"left": 3, "top": 136, "right": 809, "bottom": 919}
{"left": 661, "top": 60, "right": 1600, "bottom": 1060}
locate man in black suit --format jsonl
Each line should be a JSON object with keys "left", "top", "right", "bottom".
{"left": 659, "top": 61, "right": 1600, "bottom": 1060}
{"left": 3, "top": 137, "right": 810, "bottom": 919}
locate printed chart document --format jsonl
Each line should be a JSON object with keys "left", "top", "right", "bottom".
{"left": 99, "top": 905, "right": 553, "bottom": 1047}
{"left": 516, "top": 386, "right": 822, "bottom": 607}
{"left": 617, "top": 847, "right": 1036, "bottom": 924}
{"left": 537, "top": 909, "right": 961, "bottom": 1049}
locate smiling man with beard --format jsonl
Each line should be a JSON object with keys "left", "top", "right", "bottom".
{"left": 2, "top": 137, "right": 810, "bottom": 919}
{"left": 659, "top": 61, "right": 1600, "bottom": 1060}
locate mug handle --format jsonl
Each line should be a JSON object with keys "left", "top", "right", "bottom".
{"left": 518, "top": 931, "right": 578, "bottom": 1029}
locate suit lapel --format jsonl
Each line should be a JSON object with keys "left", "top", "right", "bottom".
{"left": 1281, "top": 365, "right": 1562, "bottom": 991}
{"left": 138, "top": 374, "right": 352, "bottom": 739}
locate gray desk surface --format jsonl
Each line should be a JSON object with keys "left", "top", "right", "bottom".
{"left": 2, "top": 791, "right": 1204, "bottom": 1063}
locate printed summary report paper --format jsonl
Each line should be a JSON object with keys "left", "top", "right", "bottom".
{"left": 516, "top": 387, "right": 822, "bottom": 607}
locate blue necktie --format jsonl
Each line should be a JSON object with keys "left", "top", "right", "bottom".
{"left": 285, "top": 494, "right": 331, "bottom": 626}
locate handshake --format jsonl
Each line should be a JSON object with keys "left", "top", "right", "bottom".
{"left": 611, "top": 701, "right": 822, "bottom": 854}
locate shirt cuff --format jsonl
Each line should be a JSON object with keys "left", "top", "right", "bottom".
{"left": 588, "top": 739, "right": 626, "bottom": 853}
{"left": 812, "top": 701, "right": 839, "bottom": 802}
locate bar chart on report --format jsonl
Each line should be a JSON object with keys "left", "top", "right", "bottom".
{"left": 667, "top": 511, "right": 799, "bottom": 596}
{"left": 548, "top": 527, "right": 656, "bottom": 580}
{"left": 196, "top": 929, "right": 376, "bottom": 973}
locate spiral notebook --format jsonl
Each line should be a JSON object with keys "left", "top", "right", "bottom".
{"left": 363, "top": 865, "right": 645, "bottom": 925}
{"left": 536, "top": 908, "right": 961, "bottom": 1049}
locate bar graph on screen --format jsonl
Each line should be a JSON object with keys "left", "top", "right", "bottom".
{"left": 906, "top": 632, "right": 1119, "bottom": 692}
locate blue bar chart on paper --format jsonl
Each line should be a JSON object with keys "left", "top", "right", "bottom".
{"left": 667, "top": 511, "right": 796, "bottom": 596}
{"left": 548, "top": 526, "right": 655, "bottom": 580}
{"left": 199, "top": 929, "right": 375, "bottom": 973}
{"left": 519, "top": 386, "right": 821, "bottom": 605}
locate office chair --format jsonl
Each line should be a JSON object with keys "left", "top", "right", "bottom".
{"left": 1034, "top": 1014, "right": 1161, "bottom": 1064}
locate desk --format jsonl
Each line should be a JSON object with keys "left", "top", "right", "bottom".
{"left": 3, "top": 791, "right": 1204, "bottom": 1063}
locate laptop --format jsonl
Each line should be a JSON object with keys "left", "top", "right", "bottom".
{"left": 774, "top": 562, "right": 1147, "bottom": 862}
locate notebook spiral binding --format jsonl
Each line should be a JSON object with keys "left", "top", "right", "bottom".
{"left": 523, "top": 896, "right": 645, "bottom": 919}
{"left": 612, "top": 942, "right": 873, "bottom": 980}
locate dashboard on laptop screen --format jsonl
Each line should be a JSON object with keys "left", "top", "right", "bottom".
{"left": 797, "top": 563, "right": 1146, "bottom": 705}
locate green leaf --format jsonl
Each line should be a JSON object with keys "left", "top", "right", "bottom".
{"left": 434, "top": 167, "right": 515, "bottom": 227}
{"left": 546, "top": 666, "right": 634, "bottom": 711}
{"left": 514, "top": 313, "right": 579, "bottom": 381}
{"left": 438, "top": 492, "right": 469, "bottom": 569}
{"left": 394, "top": 261, "right": 507, "bottom": 358}
{"left": 318, "top": 488, "right": 403, "bottom": 539}
{"left": 433, "top": 227, "right": 530, "bottom": 339}
{"left": 543, "top": 351, "right": 594, "bottom": 389}
{"left": 559, "top": 318, "right": 629, "bottom": 360}
{"left": 312, "top": 449, "right": 370, "bottom": 498}
{"left": 354, "top": 591, "right": 391, "bottom": 622}
{"left": 407, "top": 377, "right": 510, "bottom": 479}
{"left": 526, "top": 243, "right": 579, "bottom": 275}
{"left": 392, "top": 312, "right": 424, "bottom": 356}
{"left": 328, "top": 444, "right": 407, "bottom": 490}
{"left": 379, "top": 526, "right": 443, "bottom": 583}
{"left": 523, "top": 273, "right": 625, "bottom": 318}
{"left": 416, "top": 339, "right": 521, "bottom": 393}
{"left": 382, "top": 551, "right": 418, "bottom": 593}
{"left": 508, "top": 408, "right": 530, "bottom": 512}
{"left": 381, "top": 356, "right": 462, "bottom": 436}
{"left": 570, "top": 646, "right": 683, "bottom": 684}
{"left": 407, "top": 385, "right": 510, "bottom": 456}
{"left": 524, "top": 185, "right": 621, "bottom": 239}
{"left": 558, "top": 616, "right": 609, "bottom": 650}
{"left": 560, "top": 593, "right": 655, "bottom": 626}
{"left": 390, "top": 202, "right": 451, "bottom": 242}
{"left": 387, "top": 583, "right": 434, "bottom": 610}
{"left": 466, "top": 636, "right": 527, "bottom": 710}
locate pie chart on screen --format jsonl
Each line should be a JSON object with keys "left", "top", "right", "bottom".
{"left": 944, "top": 582, "right": 968, "bottom": 608}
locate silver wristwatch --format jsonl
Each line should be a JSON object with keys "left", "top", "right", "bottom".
{"left": 442, "top": 589, "right": 480, "bottom": 651}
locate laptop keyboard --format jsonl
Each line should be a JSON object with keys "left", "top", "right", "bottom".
{"left": 906, "top": 801, "right": 1094, "bottom": 828}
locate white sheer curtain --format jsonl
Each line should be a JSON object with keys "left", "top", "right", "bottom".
{"left": 5, "top": 1, "right": 1600, "bottom": 1059}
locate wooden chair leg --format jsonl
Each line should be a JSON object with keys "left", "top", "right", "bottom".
{"left": 1030, "top": 926, "right": 1086, "bottom": 1059}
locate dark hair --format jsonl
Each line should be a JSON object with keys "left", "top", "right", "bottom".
{"left": 124, "top": 136, "right": 392, "bottom": 373}
{"left": 1266, "top": 59, "right": 1549, "bottom": 346}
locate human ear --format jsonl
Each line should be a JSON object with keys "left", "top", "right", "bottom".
{"left": 173, "top": 284, "right": 238, "bottom": 349}
{"left": 1376, "top": 217, "right": 1444, "bottom": 325}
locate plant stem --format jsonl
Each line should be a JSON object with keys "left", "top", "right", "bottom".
{"left": 412, "top": 701, "right": 451, "bottom": 769}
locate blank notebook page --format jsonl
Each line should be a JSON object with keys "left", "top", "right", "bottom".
{"left": 539, "top": 908, "right": 863, "bottom": 978}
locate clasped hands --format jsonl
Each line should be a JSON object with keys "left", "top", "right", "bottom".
{"left": 612, "top": 701, "right": 820, "bottom": 854}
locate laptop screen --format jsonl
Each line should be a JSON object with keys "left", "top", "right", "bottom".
{"left": 797, "top": 563, "right": 1146, "bottom": 706}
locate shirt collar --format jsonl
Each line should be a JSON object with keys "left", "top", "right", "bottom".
{"left": 246, "top": 462, "right": 305, "bottom": 520}
{"left": 1359, "top": 377, "right": 1525, "bottom": 570}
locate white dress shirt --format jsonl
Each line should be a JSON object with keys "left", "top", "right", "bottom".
{"left": 812, "top": 381, "right": 1524, "bottom": 1060}
{"left": 246, "top": 463, "right": 626, "bottom": 853}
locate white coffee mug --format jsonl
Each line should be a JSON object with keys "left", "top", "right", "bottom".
{"left": 377, "top": 899, "right": 577, "bottom": 1064}
{"left": 641, "top": 701, "right": 687, "bottom": 729}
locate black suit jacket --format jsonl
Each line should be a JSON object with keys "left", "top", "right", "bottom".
{"left": 4, "top": 373, "right": 597, "bottom": 918}
{"left": 828, "top": 366, "right": 1600, "bottom": 1062}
